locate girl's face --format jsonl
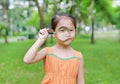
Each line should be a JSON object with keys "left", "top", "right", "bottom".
{"left": 54, "top": 16, "right": 76, "bottom": 46}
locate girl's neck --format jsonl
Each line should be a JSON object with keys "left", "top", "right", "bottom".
{"left": 53, "top": 43, "right": 74, "bottom": 58}
{"left": 55, "top": 43, "right": 71, "bottom": 50}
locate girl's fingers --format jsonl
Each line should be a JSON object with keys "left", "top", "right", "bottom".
{"left": 39, "top": 28, "right": 53, "bottom": 35}
{"left": 39, "top": 28, "right": 48, "bottom": 35}
{"left": 39, "top": 28, "right": 49, "bottom": 39}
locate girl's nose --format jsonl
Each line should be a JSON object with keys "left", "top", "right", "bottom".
{"left": 65, "top": 30, "right": 71, "bottom": 37}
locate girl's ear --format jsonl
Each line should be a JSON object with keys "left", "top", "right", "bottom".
{"left": 52, "top": 34, "right": 56, "bottom": 38}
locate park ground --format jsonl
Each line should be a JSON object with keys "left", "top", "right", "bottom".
{"left": 0, "top": 32, "right": 120, "bottom": 84}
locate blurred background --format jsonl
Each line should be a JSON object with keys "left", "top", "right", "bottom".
{"left": 0, "top": 0, "right": 120, "bottom": 43}
{"left": 0, "top": 0, "right": 120, "bottom": 84}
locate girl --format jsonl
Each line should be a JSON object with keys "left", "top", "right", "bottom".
{"left": 23, "top": 12, "right": 85, "bottom": 84}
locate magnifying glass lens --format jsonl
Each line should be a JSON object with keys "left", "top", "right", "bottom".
{"left": 56, "top": 27, "right": 71, "bottom": 41}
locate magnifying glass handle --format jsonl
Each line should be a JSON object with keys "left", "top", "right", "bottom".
{"left": 39, "top": 30, "right": 55, "bottom": 34}
{"left": 47, "top": 28, "right": 56, "bottom": 34}
{"left": 48, "top": 32, "right": 55, "bottom": 34}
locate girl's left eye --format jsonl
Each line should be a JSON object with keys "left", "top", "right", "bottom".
{"left": 70, "top": 30, "right": 73, "bottom": 31}
{"left": 60, "top": 29, "right": 65, "bottom": 32}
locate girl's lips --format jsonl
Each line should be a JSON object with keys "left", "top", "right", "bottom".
{"left": 63, "top": 37, "right": 72, "bottom": 41}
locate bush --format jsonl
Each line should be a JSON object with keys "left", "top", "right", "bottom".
{"left": 20, "top": 31, "right": 35, "bottom": 39}
{"left": 28, "top": 33, "right": 35, "bottom": 39}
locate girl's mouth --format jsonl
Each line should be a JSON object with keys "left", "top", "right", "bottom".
{"left": 62, "top": 37, "right": 72, "bottom": 41}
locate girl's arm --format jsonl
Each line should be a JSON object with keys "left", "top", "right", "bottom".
{"left": 77, "top": 56, "right": 85, "bottom": 84}
{"left": 23, "top": 28, "right": 48, "bottom": 64}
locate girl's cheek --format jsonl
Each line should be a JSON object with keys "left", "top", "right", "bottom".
{"left": 71, "top": 33, "right": 76, "bottom": 37}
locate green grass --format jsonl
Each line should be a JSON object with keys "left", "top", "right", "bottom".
{"left": 0, "top": 36, "right": 120, "bottom": 84}
{"left": 72, "top": 37, "right": 120, "bottom": 84}
{"left": 0, "top": 40, "right": 45, "bottom": 84}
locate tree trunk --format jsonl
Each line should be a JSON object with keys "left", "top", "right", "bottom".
{"left": 2, "top": 1, "right": 9, "bottom": 43}
{"left": 90, "top": 0, "right": 95, "bottom": 44}
{"left": 35, "top": 0, "right": 45, "bottom": 29}
{"left": 35, "top": 0, "right": 46, "bottom": 47}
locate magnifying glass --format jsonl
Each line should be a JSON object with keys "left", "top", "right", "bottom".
{"left": 48, "top": 27, "right": 71, "bottom": 41}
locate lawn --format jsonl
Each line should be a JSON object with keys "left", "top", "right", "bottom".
{"left": 0, "top": 36, "right": 120, "bottom": 84}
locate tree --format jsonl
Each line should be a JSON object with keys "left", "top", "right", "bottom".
{"left": 90, "top": 0, "right": 95, "bottom": 44}
{"left": 114, "top": 6, "right": 120, "bottom": 42}
{"left": 0, "top": 0, "right": 9, "bottom": 43}
{"left": 35, "top": 0, "right": 45, "bottom": 29}
{"left": 34, "top": 0, "right": 46, "bottom": 47}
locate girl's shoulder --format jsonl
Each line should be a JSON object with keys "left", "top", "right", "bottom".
{"left": 74, "top": 50, "right": 83, "bottom": 59}
{"left": 45, "top": 47, "right": 53, "bottom": 53}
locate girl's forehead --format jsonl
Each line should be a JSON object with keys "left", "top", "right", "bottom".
{"left": 56, "top": 17, "right": 75, "bottom": 29}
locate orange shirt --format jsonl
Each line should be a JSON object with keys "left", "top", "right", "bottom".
{"left": 41, "top": 47, "right": 82, "bottom": 84}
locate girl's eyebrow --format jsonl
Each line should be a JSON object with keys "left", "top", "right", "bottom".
{"left": 58, "top": 26, "right": 68, "bottom": 29}
{"left": 58, "top": 26, "right": 75, "bottom": 29}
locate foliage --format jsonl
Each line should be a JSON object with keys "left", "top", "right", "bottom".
{"left": 0, "top": 23, "right": 8, "bottom": 36}
{"left": 24, "top": 10, "right": 54, "bottom": 30}
{"left": 114, "top": 6, "right": 120, "bottom": 29}
{"left": 93, "top": 0, "right": 114, "bottom": 26}
{"left": 24, "top": 12, "right": 40, "bottom": 30}
{"left": 0, "top": 0, "right": 120, "bottom": 42}
{"left": 44, "top": 11, "right": 54, "bottom": 27}
{"left": 79, "top": 0, "right": 91, "bottom": 25}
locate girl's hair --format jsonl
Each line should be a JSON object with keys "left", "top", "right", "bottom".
{"left": 51, "top": 12, "right": 76, "bottom": 31}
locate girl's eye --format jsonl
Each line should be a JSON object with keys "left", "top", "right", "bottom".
{"left": 70, "top": 30, "right": 73, "bottom": 31}
{"left": 60, "top": 29, "right": 65, "bottom": 32}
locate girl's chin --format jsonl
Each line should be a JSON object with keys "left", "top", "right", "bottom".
{"left": 62, "top": 40, "right": 72, "bottom": 45}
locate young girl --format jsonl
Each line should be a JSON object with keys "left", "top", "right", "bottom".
{"left": 23, "top": 12, "right": 85, "bottom": 84}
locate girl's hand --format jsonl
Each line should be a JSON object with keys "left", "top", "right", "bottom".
{"left": 39, "top": 28, "right": 48, "bottom": 40}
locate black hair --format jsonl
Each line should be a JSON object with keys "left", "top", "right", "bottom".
{"left": 51, "top": 12, "right": 76, "bottom": 31}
